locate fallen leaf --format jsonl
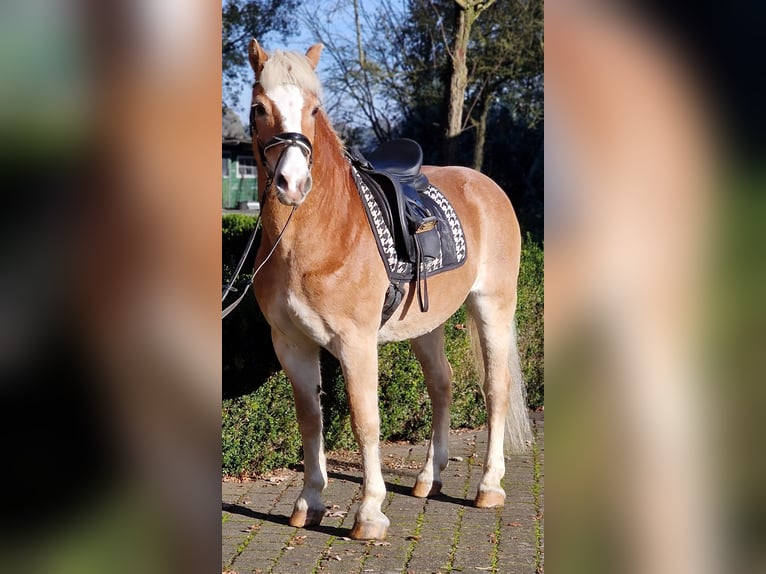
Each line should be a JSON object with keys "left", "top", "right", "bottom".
{"left": 507, "top": 522, "right": 522, "bottom": 527}
{"left": 405, "top": 535, "right": 421, "bottom": 541}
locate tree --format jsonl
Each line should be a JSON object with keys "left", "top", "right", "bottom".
{"left": 465, "top": 0, "right": 543, "bottom": 170}
{"left": 255, "top": 0, "right": 542, "bottom": 239}
{"left": 443, "top": 0, "right": 496, "bottom": 164}
{"left": 222, "top": 0, "right": 303, "bottom": 109}
{"left": 300, "top": 0, "right": 408, "bottom": 147}
{"left": 223, "top": 106, "right": 247, "bottom": 140}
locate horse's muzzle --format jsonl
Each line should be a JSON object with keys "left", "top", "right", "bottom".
{"left": 275, "top": 173, "right": 313, "bottom": 206}
{"left": 267, "top": 132, "right": 314, "bottom": 206}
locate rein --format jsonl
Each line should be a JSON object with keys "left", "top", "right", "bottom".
{"left": 223, "top": 108, "right": 312, "bottom": 319}
{"left": 222, "top": 205, "right": 296, "bottom": 319}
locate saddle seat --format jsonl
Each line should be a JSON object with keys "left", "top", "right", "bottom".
{"left": 365, "top": 138, "right": 428, "bottom": 190}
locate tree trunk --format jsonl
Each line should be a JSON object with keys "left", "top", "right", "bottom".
{"left": 472, "top": 91, "right": 492, "bottom": 172}
{"left": 444, "top": 6, "right": 471, "bottom": 164}
{"left": 353, "top": 0, "right": 365, "bottom": 67}
{"left": 444, "top": 0, "right": 495, "bottom": 165}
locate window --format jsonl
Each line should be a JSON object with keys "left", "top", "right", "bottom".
{"left": 222, "top": 156, "right": 229, "bottom": 177}
{"left": 237, "top": 155, "right": 256, "bottom": 178}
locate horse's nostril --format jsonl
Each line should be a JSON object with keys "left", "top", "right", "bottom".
{"left": 275, "top": 174, "right": 288, "bottom": 190}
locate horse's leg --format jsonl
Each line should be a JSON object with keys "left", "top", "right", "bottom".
{"left": 271, "top": 329, "right": 327, "bottom": 527}
{"left": 339, "top": 338, "right": 390, "bottom": 540}
{"left": 467, "top": 293, "right": 525, "bottom": 508}
{"left": 410, "top": 325, "right": 453, "bottom": 498}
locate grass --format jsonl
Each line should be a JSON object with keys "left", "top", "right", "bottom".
{"left": 403, "top": 502, "right": 427, "bottom": 567}
{"left": 532, "top": 425, "right": 544, "bottom": 573}
{"left": 224, "top": 530, "right": 256, "bottom": 572}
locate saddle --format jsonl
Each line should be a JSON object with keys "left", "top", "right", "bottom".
{"left": 348, "top": 139, "right": 466, "bottom": 322}
{"left": 349, "top": 139, "right": 440, "bottom": 265}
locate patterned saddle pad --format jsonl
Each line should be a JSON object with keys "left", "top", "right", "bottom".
{"left": 351, "top": 164, "right": 467, "bottom": 322}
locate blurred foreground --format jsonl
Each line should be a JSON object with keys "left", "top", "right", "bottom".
{"left": 547, "top": 2, "right": 765, "bottom": 574}
{"left": 0, "top": 1, "right": 221, "bottom": 573}
{"left": 0, "top": 1, "right": 763, "bottom": 573}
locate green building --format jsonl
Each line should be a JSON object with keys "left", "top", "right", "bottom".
{"left": 222, "top": 138, "right": 258, "bottom": 210}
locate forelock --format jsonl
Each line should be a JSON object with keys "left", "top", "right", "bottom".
{"left": 260, "top": 50, "right": 323, "bottom": 100}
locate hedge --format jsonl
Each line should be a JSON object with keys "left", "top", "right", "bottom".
{"left": 222, "top": 214, "right": 543, "bottom": 476}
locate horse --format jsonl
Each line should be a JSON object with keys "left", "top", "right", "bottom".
{"left": 246, "top": 39, "right": 531, "bottom": 541}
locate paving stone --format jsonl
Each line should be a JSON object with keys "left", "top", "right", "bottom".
{"left": 223, "top": 423, "right": 543, "bottom": 573}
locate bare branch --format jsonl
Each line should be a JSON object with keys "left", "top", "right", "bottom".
{"left": 427, "top": 0, "right": 454, "bottom": 61}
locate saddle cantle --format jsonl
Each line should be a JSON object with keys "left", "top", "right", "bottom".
{"left": 348, "top": 139, "right": 467, "bottom": 323}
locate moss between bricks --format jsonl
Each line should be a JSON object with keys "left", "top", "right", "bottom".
{"left": 222, "top": 216, "right": 543, "bottom": 477}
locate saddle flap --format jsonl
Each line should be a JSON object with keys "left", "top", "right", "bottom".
{"left": 367, "top": 172, "right": 436, "bottom": 261}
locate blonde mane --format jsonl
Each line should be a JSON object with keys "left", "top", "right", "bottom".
{"left": 260, "top": 50, "right": 323, "bottom": 100}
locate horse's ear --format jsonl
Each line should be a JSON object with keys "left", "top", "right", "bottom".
{"left": 305, "top": 43, "right": 323, "bottom": 69}
{"left": 248, "top": 39, "right": 268, "bottom": 77}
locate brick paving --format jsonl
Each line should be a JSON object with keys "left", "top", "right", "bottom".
{"left": 222, "top": 413, "right": 543, "bottom": 574}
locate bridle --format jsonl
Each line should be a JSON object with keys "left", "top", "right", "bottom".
{"left": 222, "top": 94, "right": 314, "bottom": 319}
{"left": 250, "top": 102, "right": 314, "bottom": 193}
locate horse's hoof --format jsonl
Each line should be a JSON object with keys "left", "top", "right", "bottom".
{"left": 289, "top": 507, "right": 325, "bottom": 528}
{"left": 412, "top": 480, "right": 442, "bottom": 498}
{"left": 474, "top": 488, "right": 506, "bottom": 508}
{"left": 349, "top": 519, "right": 389, "bottom": 540}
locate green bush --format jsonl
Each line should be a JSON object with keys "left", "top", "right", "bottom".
{"left": 517, "top": 234, "right": 545, "bottom": 409}
{"left": 222, "top": 372, "right": 301, "bottom": 475}
{"left": 222, "top": 214, "right": 282, "bottom": 399}
{"left": 222, "top": 215, "right": 543, "bottom": 476}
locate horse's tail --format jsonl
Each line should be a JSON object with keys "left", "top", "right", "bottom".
{"left": 468, "top": 314, "right": 532, "bottom": 454}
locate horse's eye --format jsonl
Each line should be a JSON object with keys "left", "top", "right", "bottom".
{"left": 311, "top": 106, "right": 320, "bottom": 116}
{"left": 252, "top": 103, "right": 266, "bottom": 117}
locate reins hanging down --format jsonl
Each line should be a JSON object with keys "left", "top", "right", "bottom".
{"left": 222, "top": 212, "right": 261, "bottom": 304}
{"left": 222, "top": 207, "right": 296, "bottom": 319}
{"left": 225, "top": 111, "right": 311, "bottom": 320}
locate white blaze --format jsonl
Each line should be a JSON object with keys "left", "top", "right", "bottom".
{"left": 268, "top": 84, "right": 310, "bottom": 199}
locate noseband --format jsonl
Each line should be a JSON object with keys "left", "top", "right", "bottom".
{"left": 255, "top": 131, "right": 314, "bottom": 180}
{"left": 263, "top": 132, "right": 313, "bottom": 165}
{"left": 250, "top": 106, "right": 314, "bottom": 185}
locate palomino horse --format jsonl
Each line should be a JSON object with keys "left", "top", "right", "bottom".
{"left": 247, "top": 39, "right": 531, "bottom": 540}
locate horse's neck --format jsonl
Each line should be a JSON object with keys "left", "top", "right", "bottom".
{"left": 260, "top": 113, "right": 355, "bottom": 249}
